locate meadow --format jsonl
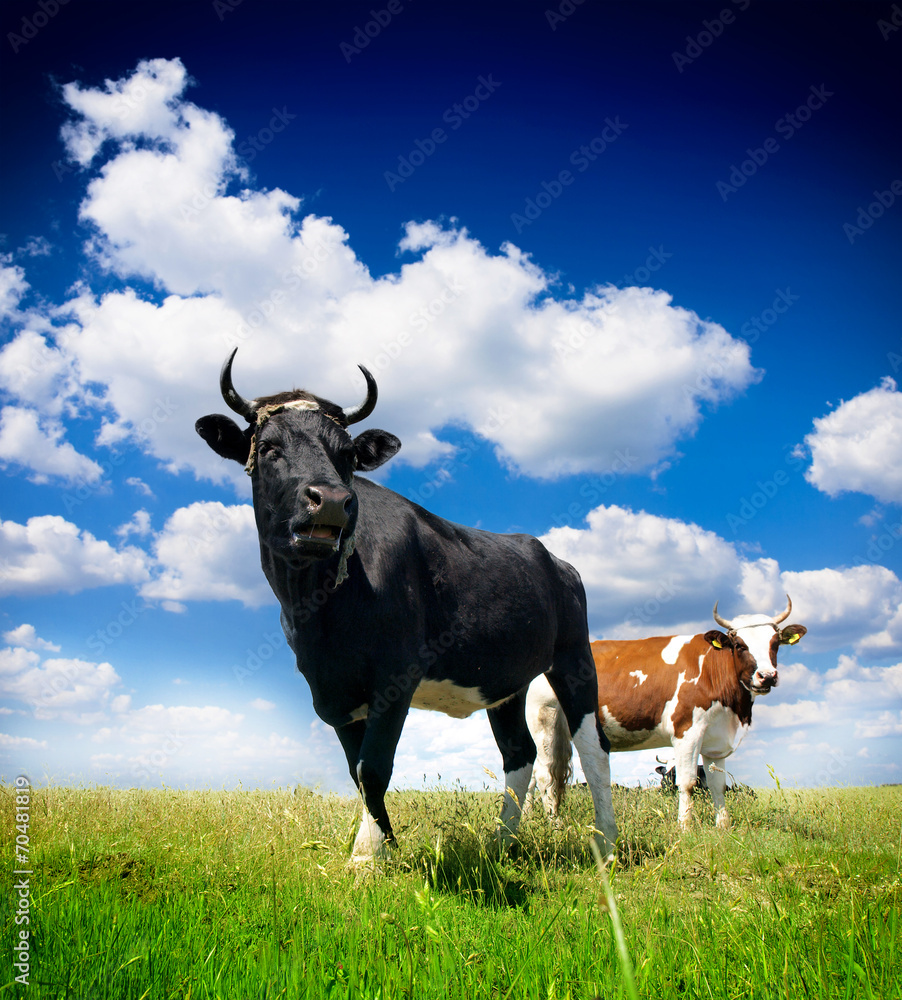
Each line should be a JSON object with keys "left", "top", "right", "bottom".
{"left": 1, "top": 779, "right": 899, "bottom": 999}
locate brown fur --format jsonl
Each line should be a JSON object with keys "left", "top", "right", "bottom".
{"left": 592, "top": 634, "right": 752, "bottom": 746}
{"left": 542, "top": 632, "right": 754, "bottom": 811}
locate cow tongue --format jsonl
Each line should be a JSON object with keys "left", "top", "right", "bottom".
{"left": 309, "top": 524, "right": 336, "bottom": 540}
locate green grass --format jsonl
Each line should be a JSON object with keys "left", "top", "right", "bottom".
{"left": 2, "top": 780, "right": 900, "bottom": 998}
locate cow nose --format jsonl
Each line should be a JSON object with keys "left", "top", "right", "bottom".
{"left": 304, "top": 486, "right": 352, "bottom": 521}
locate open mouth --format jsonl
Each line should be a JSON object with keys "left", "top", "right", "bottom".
{"left": 290, "top": 524, "right": 343, "bottom": 549}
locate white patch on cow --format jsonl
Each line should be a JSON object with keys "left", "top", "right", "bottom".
{"left": 497, "top": 763, "right": 533, "bottom": 843}
{"left": 661, "top": 635, "right": 693, "bottom": 665}
{"left": 349, "top": 703, "right": 368, "bottom": 722}
{"left": 349, "top": 807, "right": 391, "bottom": 867}
{"left": 570, "top": 713, "right": 618, "bottom": 853}
{"left": 600, "top": 705, "right": 668, "bottom": 752}
{"left": 411, "top": 678, "right": 508, "bottom": 719}
{"left": 629, "top": 668, "right": 648, "bottom": 686}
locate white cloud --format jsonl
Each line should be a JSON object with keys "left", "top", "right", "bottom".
{"left": 0, "top": 733, "right": 48, "bottom": 749}
{"left": 2, "top": 624, "right": 60, "bottom": 652}
{"left": 0, "top": 639, "right": 122, "bottom": 723}
{"left": 0, "top": 58, "right": 761, "bottom": 492}
{"left": 250, "top": 698, "right": 276, "bottom": 711}
{"left": 0, "top": 262, "right": 28, "bottom": 320}
{"left": 116, "top": 509, "right": 152, "bottom": 539}
{"left": 541, "top": 504, "right": 743, "bottom": 637}
{"left": 533, "top": 505, "right": 902, "bottom": 652}
{"left": 140, "top": 501, "right": 274, "bottom": 608}
{"left": 0, "top": 406, "right": 104, "bottom": 485}
{"left": 803, "top": 377, "right": 902, "bottom": 504}
{"left": 0, "top": 514, "right": 151, "bottom": 597}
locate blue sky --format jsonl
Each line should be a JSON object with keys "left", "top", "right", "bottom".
{"left": 1, "top": 0, "right": 900, "bottom": 796}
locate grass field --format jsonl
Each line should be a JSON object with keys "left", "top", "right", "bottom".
{"left": 2, "top": 778, "right": 900, "bottom": 999}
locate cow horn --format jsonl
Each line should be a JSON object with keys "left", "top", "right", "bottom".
{"left": 342, "top": 365, "right": 378, "bottom": 425}
{"left": 712, "top": 601, "right": 733, "bottom": 630}
{"left": 772, "top": 594, "right": 792, "bottom": 625}
{"left": 220, "top": 348, "right": 257, "bottom": 422}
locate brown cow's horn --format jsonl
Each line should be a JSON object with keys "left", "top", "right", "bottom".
{"left": 342, "top": 365, "right": 378, "bottom": 425}
{"left": 772, "top": 594, "right": 792, "bottom": 625}
{"left": 712, "top": 601, "right": 733, "bottom": 630}
{"left": 220, "top": 348, "right": 257, "bottom": 422}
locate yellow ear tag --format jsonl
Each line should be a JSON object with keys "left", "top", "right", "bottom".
{"left": 711, "top": 638, "right": 723, "bottom": 649}
{"left": 787, "top": 633, "right": 800, "bottom": 644}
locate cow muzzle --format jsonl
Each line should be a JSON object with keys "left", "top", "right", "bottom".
{"left": 289, "top": 486, "right": 352, "bottom": 553}
{"left": 751, "top": 671, "right": 778, "bottom": 694}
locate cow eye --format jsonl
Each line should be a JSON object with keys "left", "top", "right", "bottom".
{"left": 258, "top": 441, "right": 280, "bottom": 460}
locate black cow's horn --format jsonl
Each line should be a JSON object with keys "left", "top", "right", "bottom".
{"left": 220, "top": 348, "right": 258, "bottom": 421}
{"left": 772, "top": 594, "right": 792, "bottom": 625}
{"left": 342, "top": 365, "right": 378, "bottom": 425}
{"left": 712, "top": 601, "right": 733, "bottom": 630}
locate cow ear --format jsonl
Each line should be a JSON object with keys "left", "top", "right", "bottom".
{"left": 353, "top": 429, "right": 402, "bottom": 471}
{"left": 195, "top": 414, "right": 252, "bottom": 464}
{"left": 704, "top": 630, "right": 731, "bottom": 650}
{"left": 780, "top": 624, "right": 807, "bottom": 645}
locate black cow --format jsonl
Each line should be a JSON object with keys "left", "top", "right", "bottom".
{"left": 196, "top": 350, "right": 617, "bottom": 863}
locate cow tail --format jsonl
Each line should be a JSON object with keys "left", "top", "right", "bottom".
{"left": 548, "top": 706, "right": 573, "bottom": 814}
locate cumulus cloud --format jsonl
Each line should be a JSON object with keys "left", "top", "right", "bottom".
{"left": 0, "top": 515, "right": 151, "bottom": 597}
{"left": 0, "top": 733, "right": 48, "bottom": 749}
{"left": 2, "top": 624, "right": 60, "bottom": 652}
{"left": 541, "top": 504, "right": 743, "bottom": 637}
{"left": 140, "top": 501, "right": 273, "bottom": 608}
{"left": 740, "top": 557, "right": 902, "bottom": 655}
{"left": 803, "top": 377, "right": 902, "bottom": 504}
{"left": 0, "top": 626, "right": 123, "bottom": 723}
{"left": 0, "top": 57, "right": 760, "bottom": 490}
{"left": 0, "top": 262, "right": 28, "bottom": 320}
{"left": 0, "top": 406, "right": 104, "bottom": 484}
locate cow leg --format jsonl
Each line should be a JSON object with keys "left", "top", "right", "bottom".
{"left": 486, "top": 688, "right": 536, "bottom": 847}
{"left": 546, "top": 649, "right": 617, "bottom": 855}
{"left": 703, "top": 754, "right": 730, "bottom": 829}
{"left": 334, "top": 714, "right": 404, "bottom": 865}
{"left": 525, "top": 673, "right": 573, "bottom": 822}
{"left": 673, "top": 739, "right": 703, "bottom": 829}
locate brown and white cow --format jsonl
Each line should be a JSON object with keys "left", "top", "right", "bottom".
{"left": 526, "top": 597, "right": 806, "bottom": 829}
